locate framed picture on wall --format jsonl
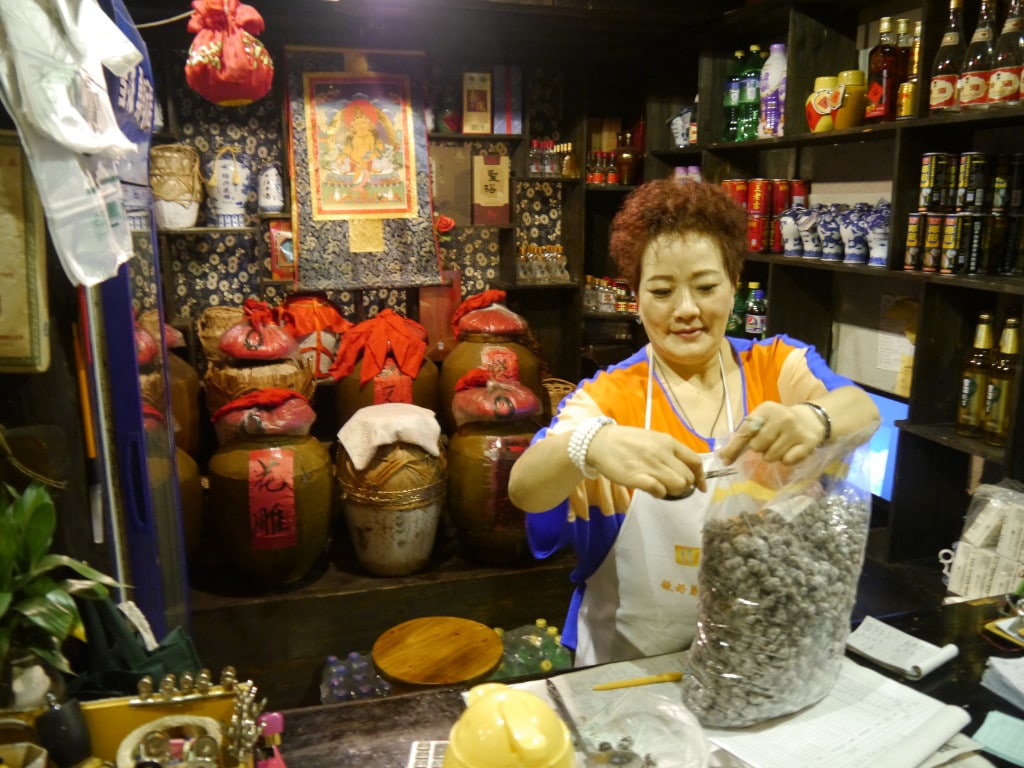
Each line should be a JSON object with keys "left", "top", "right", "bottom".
{"left": 0, "top": 131, "right": 49, "bottom": 373}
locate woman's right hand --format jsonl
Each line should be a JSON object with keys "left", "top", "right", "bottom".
{"left": 587, "top": 423, "right": 707, "bottom": 500}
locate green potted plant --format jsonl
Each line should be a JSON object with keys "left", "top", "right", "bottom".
{"left": 0, "top": 481, "right": 118, "bottom": 709}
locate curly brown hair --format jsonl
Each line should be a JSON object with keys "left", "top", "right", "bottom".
{"left": 609, "top": 180, "right": 748, "bottom": 292}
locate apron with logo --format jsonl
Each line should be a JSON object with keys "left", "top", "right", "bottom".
{"left": 574, "top": 347, "right": 736, "bottom": 667}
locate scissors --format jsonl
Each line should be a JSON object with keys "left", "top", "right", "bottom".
{"left": 664, "top": 467, "right": 738, "bottom": 501}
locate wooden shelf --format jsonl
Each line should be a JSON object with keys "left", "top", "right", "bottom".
{"left": 157, "top": 226, "right": 257, "bottom": 235}
{"left": 428, "top": 132, "right": 523, "bottom": 141}
{"left": 897, "top": 421, "right": 1007, "bottom": 466}
{"left": 490, "top": 278, "right": 578, "bottom": 291}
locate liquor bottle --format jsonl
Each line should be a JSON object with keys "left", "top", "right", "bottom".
{"left": 895, "top": 18, "right": 913, "bottom": 86}
{"left": 688, "top": 94, "right": 700, "bottom": 145}
{"left": 865, "top": 17, "right": 899, "bottom": 122}
{"left": 727, "top": 281, "right": 746, "bottom": 336}
{"left": 723, "top": 49, "right": 745, "bottom": 142}
{"left": 989, "top": 0, "right": 1024, "bottom": 107}
{"left": 897, "top": 21, "right": 924, "bottom": 119}
{"left": 737, "top": 44, "right": 762, "bottom": 142}
{"left": 744, "top": 282, "right": 768, "bottom": 340}
{"left": 956, "top": 313, "right": 994, "bottom": 437}
{"left": 984, "top": 316, "right": 1020, "bottom": 446}
{"left": 930, "top": 0, "right": 967, "bottom": 113}
{"left": 758, "top": 43, "right": 787, "bottom": 137}
{"left": 960, "top": 0, "right": 998, "bottom": 109}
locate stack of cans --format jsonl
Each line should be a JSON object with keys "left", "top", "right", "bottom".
{"left": 907, "top": 152, "right": 1024, "bottom": 275}
{"left": 722, "top": 177, "right": 809, "bottom": 254}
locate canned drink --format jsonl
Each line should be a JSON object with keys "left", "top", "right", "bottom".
{"left": 940, "top": 214, "right": 965, "bottom": 274}
{"left": 981, "top": 213, "right": 1008, "bottom": 275}
{"left": 956, "top": 152, "right": 989, "bottom": 212}
{"left": 964, "top": 213, "right": 988, "bottom": 274}
{"left": 770, "top": 179, "right": 792, "bottom": 216}
{"left": 721, "top": 179, "right": 748, "bottom": 210}
{"left": 791, "top": 179, "right": 809, "bottom": 207}
{"left": 904, "top": 212, "right": 924, "bottom": 270}
{"left": 747, "top": 215, "right": 769, "bottom": 253}
{"left": 1004, "top": 214, "right": 1024, "bottom": 274}
{"left": 920, "top": 152, "right": 956, "bottom": 212}
{"left": 747, "top": 178, "right": 772, "bottom": 216}
{"left": 922, "top": 213, "right": 944, "bottom": 271}
{"left": 896, "top": 81, "right": 917, "bottom": 119}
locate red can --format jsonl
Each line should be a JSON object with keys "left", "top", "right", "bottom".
{"left": 747, "top": 178, "right": 772, "bottom": 216}
{"left": 721, "top": 179, "right": 748, "bottom": 210}
{"left": 747, "top": 214, "right": 769, "bottom": 253}
{"left": 791, "top": 179, "right": 809, "bottom": 207}
{"left": 770, "top": 179, "right": 792, "bottom": 216}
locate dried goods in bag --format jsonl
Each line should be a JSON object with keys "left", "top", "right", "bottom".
{"left": 682, "top": 427, "right": 875, "bottom": 727}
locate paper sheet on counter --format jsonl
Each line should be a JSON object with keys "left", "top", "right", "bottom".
{"left": 847, "top": 615, "right": 960, "bottom": 679}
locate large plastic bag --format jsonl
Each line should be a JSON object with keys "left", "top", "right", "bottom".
{"left": 682, "top": 427, "right": 875, "bottom": 727}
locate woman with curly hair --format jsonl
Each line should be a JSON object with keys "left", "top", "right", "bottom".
{"left": 508, "top": 179, "right": 879, "bottom": 666}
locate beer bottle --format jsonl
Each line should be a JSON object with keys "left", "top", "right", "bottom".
{"left": 956, "top": 313, "right": 994, "bottom": 437}
{"left": 984, "top": 316, "right": 1020, "bottom": 446}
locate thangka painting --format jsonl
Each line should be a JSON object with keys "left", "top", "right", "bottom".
{"left": 303, "top": 73, "right": 417, "bottom": 220}
{"left": 285, "top": 47, "right": 441, "bottom": 290}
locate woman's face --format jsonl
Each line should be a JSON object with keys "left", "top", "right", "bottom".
{"left": 638, "top": 232, "right": 734, "bottom": 369}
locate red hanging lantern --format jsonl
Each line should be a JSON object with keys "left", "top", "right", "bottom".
{"left": 185, "top": 0, "right": 274, "bottom": 107}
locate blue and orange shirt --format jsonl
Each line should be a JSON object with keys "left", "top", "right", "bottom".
{"left": 525, "top": 335, "right": 855, "bottom": 650}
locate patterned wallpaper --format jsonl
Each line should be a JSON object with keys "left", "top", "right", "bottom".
{"left": 138, "top": 60, "right": 567, "bottom": 325}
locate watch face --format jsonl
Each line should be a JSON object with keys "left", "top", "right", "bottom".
{"left": 191, "top": 735, "right": 220, "bottom": 760}
{"left": 142, "top": 731, "right": 170, "bottom": 760}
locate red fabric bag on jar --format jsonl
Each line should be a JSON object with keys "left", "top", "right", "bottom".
{"left": 185, "top": 0, "right": 274, "bottom": 107}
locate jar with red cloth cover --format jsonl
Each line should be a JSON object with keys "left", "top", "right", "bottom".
{"left": 329, "top": 308, "right": 439, "bottom": 428}
{"left": 278, "top": 292, "right": 352, "bottom": 379}
{"left": 447, "top": 370, "right": 542, "bottom": 565}
{"left": 439, "top": 290, "right": 544, "bottom": 434}
{"left": 207, "top": 389, "right": 332, "bottom": 587}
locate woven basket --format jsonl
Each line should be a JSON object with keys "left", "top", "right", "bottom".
{"left": 203, "top": 359, "right": 316, "bottom": 414}
{"left": 196, "top": 306, "right": 245, "bottom": 362}
{"left": 541, "top": 377, "right": 575, "bottom": 419}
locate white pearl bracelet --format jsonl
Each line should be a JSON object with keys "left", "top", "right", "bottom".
{"left": 567, "top": 416, "right": 615, "bottom": 479}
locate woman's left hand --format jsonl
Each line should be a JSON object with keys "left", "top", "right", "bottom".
{"left": 716, "top": 401, "right": 825, "bottom": 466}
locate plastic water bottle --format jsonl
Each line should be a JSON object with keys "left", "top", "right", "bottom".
{"left": 759, "top": 43, "right": 788, "bottom": 137}
{"left": 737, "top": 44, "right": 762, "bottom": 141}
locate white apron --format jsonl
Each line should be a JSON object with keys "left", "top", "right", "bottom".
{"left": 574, "top": 348, "right": 736, "bottom": 667}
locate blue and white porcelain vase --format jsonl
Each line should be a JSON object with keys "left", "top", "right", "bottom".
{"left": 205, "top": 146, "right": 252, "bottom": 228}
{"left": 258, "top": 161, "right": 285, "bottom": 213}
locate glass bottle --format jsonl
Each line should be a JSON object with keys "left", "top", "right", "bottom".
{"left": 727, "top": 280, "right": 746, "bottom": 336}
{"left": 897, "top": 21, "right": 924, "bottom": 119}
{"left": 895, "top": 19, "right": 913, "bottom": 87}
{"left": 865, "top": 17, "right": 899, "bottom": 122}
{"left": 615, "top": 131, "right": 639, "bottom": 186}
{"left": 984, "top": 316, "right": 1020, "bottom": 446}
{"left": 723, "top": 49, "right": 745, "bottom": 142}
{"left": 956, "top": 313, "right": 994, "bottom": 437}
{"left": 989, "top": 0, "right": 1024, "bottom": 106}
{"left": 930, "top": 0, "right": 967, "bottom": 113}
{"left": 737, "top": 44, "right": 762, "bottom": 142}
{"left": 960, "top": 0, "right": 998, "bottom": 109}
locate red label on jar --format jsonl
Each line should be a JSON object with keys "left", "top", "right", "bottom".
{"left": 248, "top": 447, "right": 297, "bottom": 551}
{"left": 373, "top": 359, "right": 414, "bottom": 404}
{"left": 480, "top": 344, "right": 521, "bottom": 382}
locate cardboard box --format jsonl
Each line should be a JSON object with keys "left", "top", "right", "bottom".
{"left": 472, "top": 153, "right": 510, "bottom": 226}
{"left": 462, "top": 72, "right": 492, "bottom": 134}
{"left": 492, "top": 65, "right": 523, "bottom": 135}
{"left": 967, "top": 545, "right": 997, "bottom": 598}
{"left": 962, "top": 497, "right": 1005, "bottom": 548}
{"left": 997, "top": 506, "right": 1024, "bottom": 562}
{"left": 947, "top": 541, "right": 974, "bottom": 596}
{"left": 430, "top": 144, "right": 472, "bottom": 226}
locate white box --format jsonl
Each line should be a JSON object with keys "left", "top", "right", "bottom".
{"left": 962, "top": 497, "right": 1005, "bottom": 548}
{"left": 947, "top": 541, "right": 974, "bottom": 596}
{"left": 996, "top": 507, "right": 1024, "bottom": 562}
{"left": 991, "top": 556, "right": 1024, "bottom": 594}
{"left": 967, "top": 546, "right": 997, "bottom": 598}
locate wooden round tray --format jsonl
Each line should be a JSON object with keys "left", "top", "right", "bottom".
{"left": 372, "top": 616, "right": 503, "bottom": 686}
